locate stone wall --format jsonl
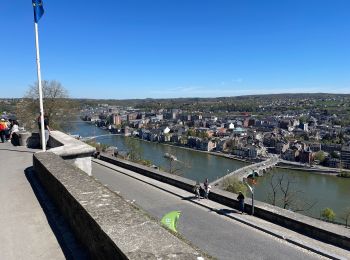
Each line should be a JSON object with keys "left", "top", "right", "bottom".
{"left": 99, "top": 154, "right": 350, "bottom": 251}
{"left": 100, "top": 154, "right": 195, "bottom": 193}
{"left": 33, "top": 152, "right": 206, "bottom": 260}
{"left": 48, "top": 131, "right": 96, "bottom": 175}
{"left": 27, "top": 131, "right": 96, "bottom": 175}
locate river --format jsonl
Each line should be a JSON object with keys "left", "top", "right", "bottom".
{"left": 66, "top": 120, "right": 350, "bottom": 223}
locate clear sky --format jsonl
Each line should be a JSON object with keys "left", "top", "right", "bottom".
{"left": 1, "top": 1, "right": 350, "bottom": 99}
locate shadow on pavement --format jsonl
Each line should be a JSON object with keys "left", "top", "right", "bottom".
{"left": 0, "top": 148, "right": 36, "bottom": 153}
{"left": 181, "top": 195, "right": 199, "bottom": 201}
{"left": 24, "top": 166, "right": 89, "bottom": 260}
{"left": 211, "top": 208, "right": 237, "bottom": 215}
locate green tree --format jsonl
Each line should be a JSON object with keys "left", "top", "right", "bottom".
{"left": 314, "top": 151, "right": 326, "bottom": 163}
{"left": 223, "top": 177, "right": 247, "bottom": 195}
{"left": 198, "top": 131, "right": 209, "bottom": 139}
{"left": 299, "top": 115, "right": 308, "bottom": 124}
{"left": 187, "top": 129, "right": 196, "bottom": 137}
{"left": 321, "top": 208, "right": 336, "bottom": 222}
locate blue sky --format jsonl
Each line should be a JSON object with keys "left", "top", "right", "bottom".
{"left": 1, "top": 1, "right": 350, "bottom": 99}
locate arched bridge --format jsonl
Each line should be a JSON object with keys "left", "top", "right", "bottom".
{"left": 210, "top": 155, "right": 280, "bottom": 188}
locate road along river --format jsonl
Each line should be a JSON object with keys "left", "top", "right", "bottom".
{"left": 66, "top": 120, "right": 350, "bottom": 223}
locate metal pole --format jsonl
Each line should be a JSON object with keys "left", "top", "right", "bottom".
{"left": 251, "top": 188, "right": 254, "bottom": 215}
{"left": 34, "top": 22, "right": 46, "bottom": 151}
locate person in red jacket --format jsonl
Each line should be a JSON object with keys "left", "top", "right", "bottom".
{"left": 0, "top": 118, "right": 8, "bottom": 143}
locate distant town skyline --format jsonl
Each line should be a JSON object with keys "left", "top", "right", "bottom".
{"left": 1, "top": 1, "right": 350, "bottom": 99}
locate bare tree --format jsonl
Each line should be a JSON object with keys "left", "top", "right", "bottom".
{"left": 16, "top": 80, "right": 76, "bottom": 130}
{"left": 266, "top": 173, "right": 317, "bottom": 212}
{"left": 340, "top": 207, "right": 350, "bottom": 227}
{"left": 125, "top": 137, "right": 142, "bottom": 162}
{"left": 164, "top": 153, "right": 190, "bottom": 176}
{"left": 166, "top": 155, "right": 183, "bottom": 176}
{"left": 278, "top": 174, "right": 294, "bottom": 209}
{"left": 267, "top": 173, "right": 279, "bottom": 206}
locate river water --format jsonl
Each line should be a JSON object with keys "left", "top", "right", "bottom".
{"left": 66, "top": 121, "right": 350, "bottom": 223}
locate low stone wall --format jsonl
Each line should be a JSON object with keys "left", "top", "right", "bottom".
{"left": 100, "top": 154, "right": 196, "bottom": 194}
{"left": 33, "top": 152, "right": 205, "bottom": 260}
{"left": 99, "top": 154, "right": 350, "bottom": 251}
{"left": 48, "top": 131, "right": 96, "bottom": 175}
{"left": 27, "top": 131, "right": 95, "bottom": 175}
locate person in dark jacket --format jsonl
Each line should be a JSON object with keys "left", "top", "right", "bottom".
{"left": 37, "top": 113, "right": 51, "bottom": 148}
{"left": 237, "top": 191, "right": 245, "bottom": 214}
{"left": 9, "top": 120, "right": 20, "bottom": 146}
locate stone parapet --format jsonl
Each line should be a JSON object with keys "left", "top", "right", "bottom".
{"left": 99, "top": 154, "right": 350, "bottom": 251}
{"left": 48, "top": 131, "right": 96, "bottom": 175}
{"left": 48, "top": 131, "right": 95, "bottom": 158}
{"left": 33, "top": 152, "right": 206, "bottom": 260}
{"left": 100, "top": 154, "right": 195, "bottom": 193}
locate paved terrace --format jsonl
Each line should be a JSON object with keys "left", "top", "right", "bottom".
{"left": 0, "top": 142, "right": 86, "bottom": 259}
{"left": 0, "top": 142, "right": 65, "bottom": 259}
{"left": 1, "top": 138, "right": 350, "bottom": 260}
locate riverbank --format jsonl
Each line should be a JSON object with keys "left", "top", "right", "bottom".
{"left": 80, "top": 120, "right": 252, "bottom": 164}
{"left": 138, "top": 138, "right": 252, "bottom": 163}
{"left": 68, "top": 120, "right": 350, "bottom": 223}
{"left": 275, "top": 165, "right": 339, "bottom": 176}
{"left": 81, "top": 121, "right": 347, "bottom": 176}
{"left": 137, "top": 138, "right": 346, "bottom": 177}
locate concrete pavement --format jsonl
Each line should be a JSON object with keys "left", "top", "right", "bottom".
{"left": 0, "top": 142, "right": 87, "bottom": 260}
{"left": 1, "top": 138, "right": 348, "bottom": 260}
{"left": 92, "top": 158, "right": 350, "bottom": 260}
{"left": 0, "top": 142, "right": 66, "bottom": 259}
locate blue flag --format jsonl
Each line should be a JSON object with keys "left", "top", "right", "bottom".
{"left": 32, "top": 0, "right": 44, "bottom": 23}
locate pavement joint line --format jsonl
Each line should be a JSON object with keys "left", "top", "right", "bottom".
{"left": 92, "top": 159, "right": 346, "bottom": 260}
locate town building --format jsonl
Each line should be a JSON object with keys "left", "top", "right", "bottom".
{"left": 341, "top": 146, "right": 350, "bottom": 169}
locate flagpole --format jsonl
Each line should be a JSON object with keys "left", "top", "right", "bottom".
{"left": 34, "top": 21, "right": 46, "bottom": 151}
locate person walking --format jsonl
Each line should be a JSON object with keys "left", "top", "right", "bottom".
{"left": 193, "top": 181, "right": 201, "bottom": 200}
{"left": 237, "top": 191, "right": 245, "bottom": 214}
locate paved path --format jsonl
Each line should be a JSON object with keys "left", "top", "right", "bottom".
{"left": 1, "top": 139, "right": 346, "bottom": 260}
{"left": 92, "top": 159, "right": 350, "bottom": 260}
{"left": 0, "top": 142, "right": 65, "bottom": 260}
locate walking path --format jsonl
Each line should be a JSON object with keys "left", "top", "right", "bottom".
{"left": 93, "top": 159, "right": 349, "bottom": 259}
{"left": 0, "top": 142, "right": 65, "bottom": 259}
{"left": 1, "top": 138, "right": 348, "bottom": 259}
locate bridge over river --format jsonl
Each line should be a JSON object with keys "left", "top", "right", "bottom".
{"left": 210, "top": 155, "right": 280, "bottom": 188}
{"left": 67, "top": 121, "right": 350, "bottom": 222}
